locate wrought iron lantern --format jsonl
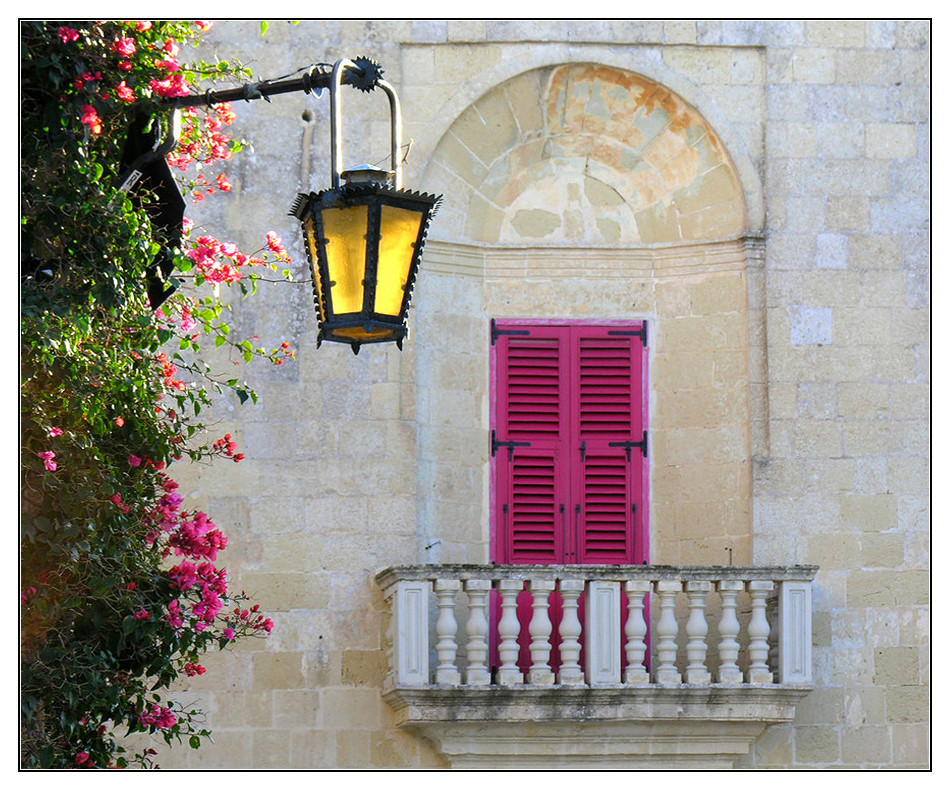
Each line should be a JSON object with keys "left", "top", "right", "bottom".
{"left": 164, "top": 56, "right": 440, "bottom": 354}
{"left": 291, "top": 59, "right": 441, "bottom": 353}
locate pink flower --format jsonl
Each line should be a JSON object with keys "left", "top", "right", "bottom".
{"left": 37, "top": 451, "right": 57, "bottom": 471}
{"left": 74, "top": 752, "right": 91, "bottom": 766}
{"left": 111, "top": 37, "right": 136, "bottom": 57}
{"left": 48, "top": 426, "right": 63, "bottom": 437}
{"left": 58, "top": 27, "right": 79, "bottom": 44}
{"left": 114, "top": 417, "right": 124, "bottom": 427}
{"left": 139, "top": 704, "right": 176, "bottom": 730}
{"left": 167, "top": 599, "right": 184, "bottom": 629}
{"left": 223, "top": 627, "right": 235, "bottom": 640}
{"left": 79, "top": 105, "right": 102, "bottom": 135}
{"left": 133, "top": 21, "right": 152, "bottom": 31}
{"left": 133, "top": 608, "right": 151, "bottom": 620}
{"left": 216, "top": 173, "right": 232, "bottom": 192}
{"left": 183, "top": 662, "right": 206, "bottom": 676}
{"left": 115, "top": 81, "right": 135, "bottom": 103}
{"left": 163, "top": 38, "right": 180, "bottom": 57}
{"left": 265, "top": 231, "right": 284, "bottom": 253}
{"left": 149, "top": 73, "right": 190, "bottom": 98}
{"left": 194, "top": 21, "right": 214, "bottom": 31}
{"left": 128, "top": 454, "right": 142, "bottom": 467}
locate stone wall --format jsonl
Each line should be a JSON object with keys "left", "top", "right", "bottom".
{"left": 154, "top": 20, "right": 929, "bottom": 769}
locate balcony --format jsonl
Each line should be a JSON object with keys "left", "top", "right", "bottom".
{"left": 375, "top": 564, "right": 817, "bottom": 769}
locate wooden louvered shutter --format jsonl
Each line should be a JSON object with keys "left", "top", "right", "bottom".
{"left": 571, "top": 327, "right": 646, "bottom": 564}
{"left": 492, "top": 321, "right": 648, "bottom": 566}
{"left": 493, "top": 325, "right": 569, "bottom": 564}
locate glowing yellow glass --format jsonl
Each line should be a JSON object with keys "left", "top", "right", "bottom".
{"left": 374, "top": 206, "right": 423, "bottom": 316}
{"left": 321, "top": 205, "right": 368, "bottom": 313}
{"left": 304, "top": 217, "right": 325, "bottom": 320}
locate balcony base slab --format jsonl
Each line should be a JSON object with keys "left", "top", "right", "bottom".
{"left": 383, "top": 685, "right": 812, "bottom": 769}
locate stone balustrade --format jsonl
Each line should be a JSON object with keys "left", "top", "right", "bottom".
{"left": 375, "top": 564, "right": 817, "bottom": 690}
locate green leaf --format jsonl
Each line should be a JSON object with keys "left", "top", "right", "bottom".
{"left": 260, "top": 21, "right": 269, "bottom": 36}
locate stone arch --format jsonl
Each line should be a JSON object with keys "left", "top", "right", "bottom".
{"left": 422, "top": 63, "right": 749, "bottom": 246}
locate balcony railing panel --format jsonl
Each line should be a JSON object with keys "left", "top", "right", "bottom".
{"left": 376, "top": 564, "right": 817, "bottom": 690}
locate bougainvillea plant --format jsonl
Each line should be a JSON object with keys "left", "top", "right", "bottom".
{"left": 21, "top": 21, "right": 291, "bottom": 768}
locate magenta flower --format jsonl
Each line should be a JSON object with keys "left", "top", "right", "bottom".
{"left": 115, "top": 81, "right": 136, "bottom": 103}
{"left": 128, "top": 454, "right": 142, "bottom": 467}
{"left": 79, "top": 104, "right": 102, "bottom": 135}
{"left": 37, "top": 451, "right": 57, "bottom": 471}
{"left": 48, "top": 426, "right": 63, "bottom": 437}
{"left": 58, "top": 27, "right": 79, "bottom": 44}
{"left": 111, "top": 37, "right": 136, "bottom": 57}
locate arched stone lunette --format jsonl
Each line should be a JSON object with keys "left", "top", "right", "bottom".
{"left": 421, "top": 63, "right": 752, "bottom": 246}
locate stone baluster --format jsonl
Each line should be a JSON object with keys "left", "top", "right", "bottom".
{"left": 557, "top": 579, "right": 585, "bottom": 685}
{"left": 434, "top": 578, "right": 461, "bottom": 685}
{"left": 747, "top": 580, "right": 773, "bottom": 684}
{"left": 527, "top": 579, "right": 556, "bottom": 684}
{"left": 684, "top": 580, "right": 711, "bottom": 684}
{"left": 623, "top": 580, "right": 651, "bottom": 684}
{"left": 716, "top": 579, "right": 744, "bottom": 685}
{"left": 496, "top": 579, "right": 524, "bottom": 686}
{"left": 464, "top": 579, "right": 492, "bottom": 685}
{"left": 654, "top": 580, "right": 682, "bottom": 684}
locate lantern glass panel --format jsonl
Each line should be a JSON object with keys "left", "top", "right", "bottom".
{"left": 374, "top": 205, "right": 424, "bottom": 317}
{"left": 322, "top": 204, "right": 368, "bottom": 314}
{"left": 303, "top": 216, "right": 325, "bottom": 320}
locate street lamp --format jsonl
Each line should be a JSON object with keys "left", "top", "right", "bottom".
{"left": 291, "top": 59, "right": 440, "bottom": 352}
{"left": 151, "top": 56, "right": 440, "bottom": 353}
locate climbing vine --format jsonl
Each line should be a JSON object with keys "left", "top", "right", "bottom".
{"left": 21, "top": 20, "right": 290, "bottom": 768}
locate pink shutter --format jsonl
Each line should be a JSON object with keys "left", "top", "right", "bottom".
{"left": 493, "top": 325, "right": 569, "bottom": 564}
{"left": 571, "top": 327, "right": 646, "bottom": 564}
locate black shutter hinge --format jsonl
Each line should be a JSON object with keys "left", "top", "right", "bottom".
{"left": 491, "top": 430, "right": 530, "bottom": 460}
{"left": 609, "top": 430, "right": 648, "bottom": 460}
{"left": 491, "top": 318, "right": 531, "bottom": 345}
{"left": 608, "top": 320, "right": 648, "bottom": 346}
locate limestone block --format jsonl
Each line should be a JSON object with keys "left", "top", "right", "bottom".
{"left": 805, "top": 533, "right": 860, "bottom": 569}
{"left": 807, "top": 20, "right": 866, "bottom": 48}
{"left": 873, "top": 646, "right": 919, "bottom": 686}
{"left": 794, "top": 724, "right": 841, "bottom": 763}
{"left": 253, "top": 651, "right": 305, "bottom": 690}
{"left": 342, "top": 649, "right": 388, "bottom": 687}
{"left": 866, "top": 123, "right": 917, "bottom": 159}
{"left": 885, "top": 685, "right": 929, "bottom": 723}
{"left": 840, "top": 725, "right": 891, "bottom": 765}
{"left": 664, "top": 20, "right": 697, "bottom": 44}
{"left": 791, "top": 48, "right": 835, "bottom": 83}
{"left": 840, "top": 493, "right": 898, "bottom": 533}
{"left": 827, "top": 196, "right": 871, "bottom": 231}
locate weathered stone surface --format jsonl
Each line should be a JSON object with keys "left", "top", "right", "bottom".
{"left": 149, "top": 19, "right": 928, "bottom": 771}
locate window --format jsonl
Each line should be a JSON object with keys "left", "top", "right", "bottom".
{"left": 490, "top": 320, "right": 649, "bottom": 566}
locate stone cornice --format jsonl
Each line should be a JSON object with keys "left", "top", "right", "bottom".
{"left": 422, "top": 236, "right": 765, "bottom": 279}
